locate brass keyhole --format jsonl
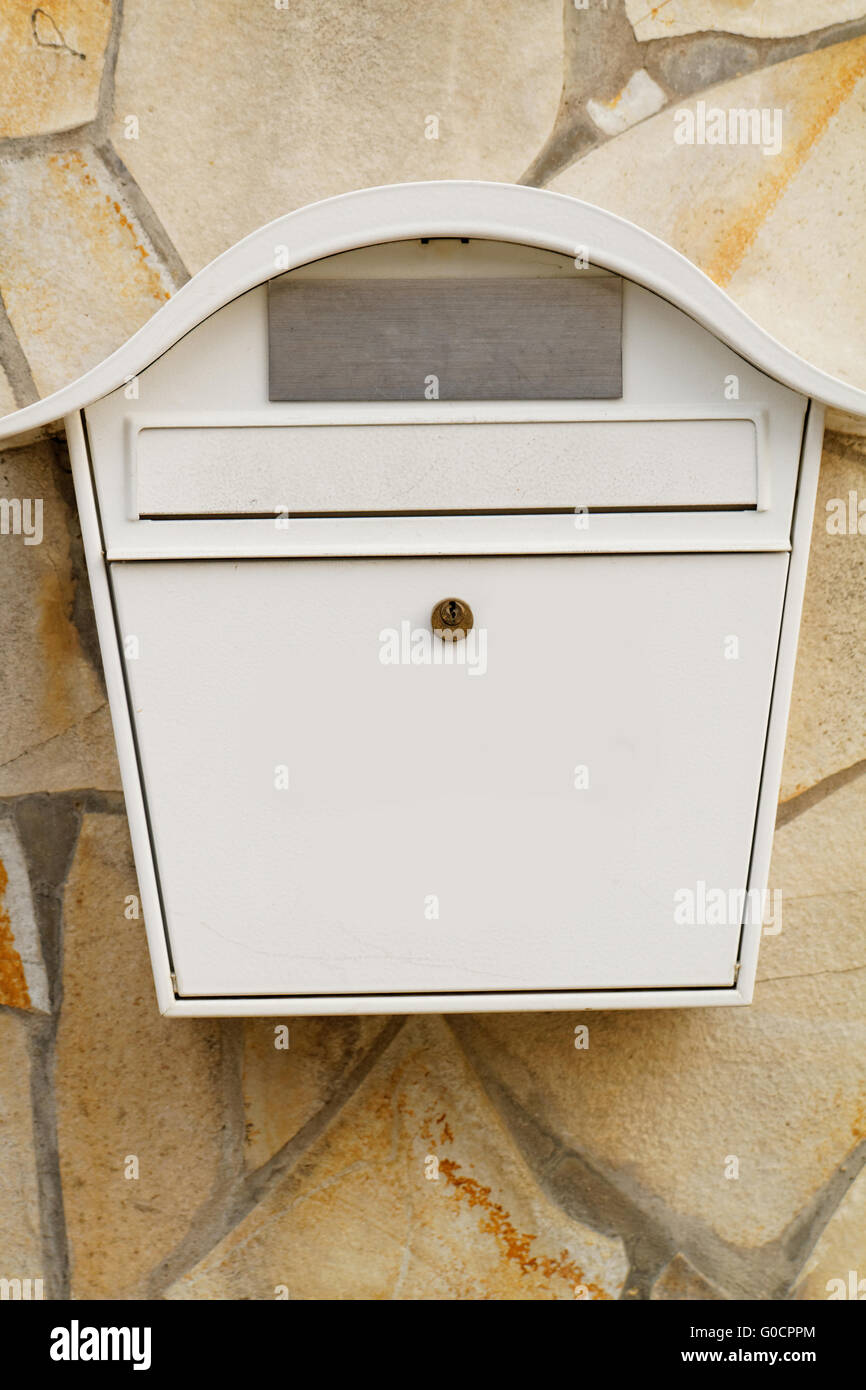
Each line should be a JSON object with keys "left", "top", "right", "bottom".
{"left": 432, "top": 597, "right": 473, "bottom": 640}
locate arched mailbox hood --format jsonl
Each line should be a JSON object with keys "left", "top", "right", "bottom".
{"left": 1, "top": 180, "right": 865, "bottom": 434}
{"left": 2, "top": 181, "right": 863, "bottom": 1019}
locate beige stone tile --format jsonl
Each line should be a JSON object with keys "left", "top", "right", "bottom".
{"left": 780, "top": 430, "right": 866, "bottom": 801}
{"left": 724, "top": 62, "right": 866, "bottom": 392}
{"left": 0, "top": 1012, "right": 43, "bottom": 1285}
{"left": 110, "top": 0, "right": 564, "bottom": 273}
{"left": 0, "top": 821, "right": 49, "bottom": 1012}
{"left": 453, "top": 964, "right": 866, "bottom": 1251}
{"left": 550, "top": 39, "right": 866, "bottom": 391}
{"left": 626, "top": 1, "right": 866, "bottom": 42}
{"left": 57, "top": 814, "right": 228, "bottom": 1298}
{"left": 794, "top": 1166, "right": 866, "bottom": 1300}
{"left": 242, "top": 1015, "right": 389, "bottom": 1170}
{"left": 0, "top": 149, "right": 174, "bottom": 396}
{"left": 761, "top": 774, "right": 866, "bottom": 983}
{"left": 651, "top": 1253, "right": 727, "bottom": 1300}
{"left": 0, "top": 441, "right": 120, "bottom": 794}
{"left": 168, "top": 1016, "right": 628, "bottom": 1300}
{"left": 0, "top": 2, "right": 112, "bottom": 138}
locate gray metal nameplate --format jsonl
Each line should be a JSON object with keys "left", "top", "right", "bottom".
{"left": 268, "top": 276, "right": 622, "bottom": 400}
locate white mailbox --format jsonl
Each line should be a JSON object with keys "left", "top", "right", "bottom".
{"left": 3, "top": 182, "right": 864, "bottom": 1017}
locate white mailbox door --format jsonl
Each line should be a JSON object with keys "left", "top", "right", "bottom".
{"left": 112, "top": 552, "right": 787, "bottom": 998}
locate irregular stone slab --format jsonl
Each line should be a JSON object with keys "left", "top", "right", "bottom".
{"left": 0, "top": 441, "right": 121, "bottom": 794}
{"left": 0, "top": 149, "right": 174, "bottom": 395}
{"left": 0, "top": 820, "right": 49, "bottom": 1011}
{"left": 0, "top": 1012, "right": 43, "bottom": 1289}
{"left": 651, "top": 1253, "right": 727, "bottom": 1300}
{"left": 454, "top": 959, "right": 866, "bottom": 1253}
{"left": 110, "top": 0, "right": 563, "bottom": 272}
{"left": 243, "top": 1015, "right": 390, "bottom": 1170}
{"left": 723, "top": 56, "right": 866, "bottom": 395}
{"left": 550, "top": 39, "right": 866, "bottom": 392}
{"left": 626, "top": 1, "right": 866, "bottom": 42}
{"left": 762, "top": 774, "right": 866, "bottom": 983}
{"left": 0, "top": 2, "right": 113, "bottom": 138}
{"left": 57, "top": 814, "right": 227, "bottom": 1298}
{"left": 794, "top": 1166, "right": 866, "bottom": 1300}
{"left": 587, "top": 69, "right": 666, "bottom": 137}
{"left": 168, "top": 1016, "right": 628, "bottom": 1300}
{"left": 781, "top": 431, "right": 866, "bottom": 801}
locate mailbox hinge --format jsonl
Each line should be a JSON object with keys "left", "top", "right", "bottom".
{"left": 170, "top": 971, "right": 178, "bottom": 994}
{"left": 733, "top": 959, "right": 741, "bottom": 984}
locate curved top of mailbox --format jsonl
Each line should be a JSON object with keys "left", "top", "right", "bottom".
{"left": 1, "top": 178, "right": 865, "bottom": 441}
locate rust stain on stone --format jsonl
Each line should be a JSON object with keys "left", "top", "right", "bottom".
{"left": 37, "top": 566, "right": 80, "bottom": 728}
{"left": 437, "top": 1155, "right": 611, "bottom": 1299}
{"left": 434, "top": 1111, "right": 454, "bottom": 1144}
{"left": 704, "top": 40, "right": 866, "bottom": 288}
{"left": 632, "top": 0, "right": 675, "bottom": 26}
{"left": 0, "top": 857, "right": 31, "bottom": 1009}
{"left": 46, "top": 150, "right": 170, "bottom": 304}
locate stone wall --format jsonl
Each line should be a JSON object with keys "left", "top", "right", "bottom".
{"left": 0, "top": 1, "right": 864, "bottom": 1301}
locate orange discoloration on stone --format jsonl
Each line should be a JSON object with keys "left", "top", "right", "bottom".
{"left": 779, "top": 782, "right": 807, "bottom": 803}
{"left": 45, "top": 151, "right": 170, "bottom": 305}
{"left": 438, "top": 1155, "right": 611, "bottom": 1299}
{"left": 599, "top": 83, "right": 628, "bottom": 111}
{"left": 633, "top": 0, "right": 675, "bottom": 26}
{"left": 435, "top": 1111, "right": 454, "bottom": 1144}
{"left": 703, "top": 40, "right": 866, "bottom": 287}
{"left": 0, "top": 858, "right": 31, "bottom": 1010}
{"left": 37, "top": 566, "right": 82, "bottom": 729}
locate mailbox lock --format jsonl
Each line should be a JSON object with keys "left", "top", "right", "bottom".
{"left": 432, "top": 597, "right": 474, "bottom": 640}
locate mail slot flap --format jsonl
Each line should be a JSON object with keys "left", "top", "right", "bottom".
{"left": 136, "top": 419, "right": 757, "bottom": 517}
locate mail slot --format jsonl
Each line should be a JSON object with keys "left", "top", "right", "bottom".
{"left": 135, "top": 419, "right": 758, "bottom": 516}
{"left": 2, "top": 181, "right": 861, "bottom": 1017}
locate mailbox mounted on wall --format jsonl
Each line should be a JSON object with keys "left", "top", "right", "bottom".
{"left": 2, "top": 182, "right": 863, "bottom": 1017}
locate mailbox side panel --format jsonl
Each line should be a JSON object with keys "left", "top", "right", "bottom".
{"left": 64, "top": 410, "right": 177, "bottom": 1013}
{"left": 734, "top": 401, "right": 825, "bottom": 1002}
